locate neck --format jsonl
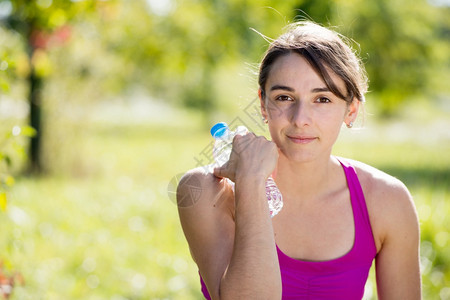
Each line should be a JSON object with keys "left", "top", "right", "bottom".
{"left": 274, "top": 155, "right": 340, "bottom": 204}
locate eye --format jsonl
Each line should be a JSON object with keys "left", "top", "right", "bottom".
{"left": 315, "top": 97, "right": 331, "bottom": 103}
{"left": 275, "top": 95, "right": 294, "bottom": 102}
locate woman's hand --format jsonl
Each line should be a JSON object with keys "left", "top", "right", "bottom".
{"left": 213, "top": 132, "right": 278, "bottom": 183}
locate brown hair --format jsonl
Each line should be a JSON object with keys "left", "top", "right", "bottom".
{"left": 258, "top": 21, "right": 368, "bottom": 104}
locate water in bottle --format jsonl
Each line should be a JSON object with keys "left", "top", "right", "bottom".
{"left": 210, "top": 122, "right": 283, "bottom": 217}
{"left": 265, "top": 176, "right": 283, "bottom": 218}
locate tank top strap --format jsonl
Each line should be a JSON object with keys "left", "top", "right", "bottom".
{"left": 336, "top": 157, "right": 377, "bottom": 257}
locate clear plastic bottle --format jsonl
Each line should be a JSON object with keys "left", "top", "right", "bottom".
{"left": 210, "top": 122, "right": 283, "bottom": 217}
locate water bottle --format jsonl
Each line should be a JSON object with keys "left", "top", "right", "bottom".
{"left": 210, "top": 122, "right": 283, "bottom": 217}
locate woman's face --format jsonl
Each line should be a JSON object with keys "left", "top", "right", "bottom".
{"left": 261, "top": 52, "right": 358, "bottom": 163}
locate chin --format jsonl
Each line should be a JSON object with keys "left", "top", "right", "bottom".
{"left": 280, "top": 149, "right": 317, "bottom": 163}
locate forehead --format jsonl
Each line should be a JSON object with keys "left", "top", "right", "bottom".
{"left": 266, "top": 52, "right": 346, "bottom": 93}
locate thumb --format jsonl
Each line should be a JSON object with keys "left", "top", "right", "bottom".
{"left": 213, "top": 164, "right": 226, "bottom": 179}
{"left": 213, "top": 160, "right": 232, "bottom": 179}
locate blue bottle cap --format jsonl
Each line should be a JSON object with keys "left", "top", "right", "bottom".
{"left": 210, "top": 122, "right": 228, "bottom": 138}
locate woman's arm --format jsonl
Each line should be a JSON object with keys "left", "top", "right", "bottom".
{"left": 367, "top": 174, "right": 421, "bottom": 299}
{"left": 177, "top": 134, "right": 282, "bottom": 299}
{"left": 219, "top": 174, "right": 281, "bottom": 299}
{"left": 177, "top": 169, "right": 235, "bottom": 299}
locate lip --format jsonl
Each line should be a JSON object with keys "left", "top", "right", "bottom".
{"left": 286, "top": 134, "right": 317, "bottom": 144}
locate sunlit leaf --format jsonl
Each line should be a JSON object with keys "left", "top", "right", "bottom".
{"left": 20, "top": 126, "right": 37, "bottom": 137}
{"left": 12, "top": 143, "right": 26, "bottom": 160}
{"left": 14, "top": 53, "right": 31, "bottom": 78}
{"left": 49, "top": 8, "right": 68, "bottom": 28}
{"left": 0, "top": 80, "right": 9, "bottom": 92}
{"left": 0, "top": 192, "right": 7, "bottom": 212}
{"left": 31, "top": 49, "right": 53, "bottom": 77}
{"left": 1, "top": 258, "right": 13, "bottom": 271}
{"left": 4, "top": 176, "right": 15, "bottom": 187}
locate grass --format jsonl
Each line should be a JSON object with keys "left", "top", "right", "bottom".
{"left": 2, "top": 175, "right": 202, "bottom": 299}
{"left": 0, "top": 101, "right": 449, "bottom": 299}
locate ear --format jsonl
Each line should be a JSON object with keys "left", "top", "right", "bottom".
{"left": 259, "top": 89, "right": 268, "bottom": 120}
{"left": 344, "top": 98, "right": 359, "bottom": 125}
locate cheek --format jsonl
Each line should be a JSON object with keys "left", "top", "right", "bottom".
{"left": 265, "top": 100, "right": 287, "bottom": 120}
{"left": 323, "top": 111, "right": 346, "bottom": 137}
{"left": 318, "top": 105, "right": 347, "bottom": 123}
{"left": 267, "top": 124, "right": 283, "bottom": 146}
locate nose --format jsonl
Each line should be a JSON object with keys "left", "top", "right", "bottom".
{"left": 290, "top": 100, "right": 312, "bottom": 127}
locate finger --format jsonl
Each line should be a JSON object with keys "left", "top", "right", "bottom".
{"left": 213, "top": 166, "right": 223, "bottom": 178}
{"left": 213, "top": 164, "right": 228, "bottom": 179}
{"left": 235, "top": 125, "right": 249, "bottom": 136}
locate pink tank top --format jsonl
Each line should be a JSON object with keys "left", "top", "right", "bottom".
{"left": 200, "top": 158, "right": 377, "bottom": 299}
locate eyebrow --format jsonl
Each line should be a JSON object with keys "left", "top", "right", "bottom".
{"left": 269, "top": 85, "right": 331, "bottom": 93}
{"left": 270, "top": 85, "right": 295, "bottom": 92}
{"left": 311, "top": 87, "right": 331, "bottom": 93}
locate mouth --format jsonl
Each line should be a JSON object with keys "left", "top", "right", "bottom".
{"left": 286, "top": 134, "right": 317, "bottom": 144}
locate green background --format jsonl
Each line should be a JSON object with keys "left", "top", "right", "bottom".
{"left": 0, "top": 0, "right": 449, "bottom": 299}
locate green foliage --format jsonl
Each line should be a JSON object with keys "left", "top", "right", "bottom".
{"left": 0, "top": 124, "right": 35, "bottom": 213}
{"left": 6, "top": 0, "right": 98, "bottom": 31}
{"left": 0, "top": 25, "right": 24, "bottom": 92}
{"left": 1, "top": 0, "right": 449, "bottom": 116}
{"left": 1, "top": 0, "right": 448, "bottom": 173}
{"left": 332, "top": 0, "right": 449, "bottom": 116}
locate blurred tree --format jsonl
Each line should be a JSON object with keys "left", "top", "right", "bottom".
{"left": 133, "top": 0, "right": 448, "bottom": 118}
{"left": 96, "top": 0, "right": 305, "bottom": 118}
{"left": 333, "top": 0, "right": 449, "bottom": 116}
{"left": 0, "top": 0, "right": 104, "bottom": 173}
{"left": 0, "top": 125, "right": 35, "bottom": 212}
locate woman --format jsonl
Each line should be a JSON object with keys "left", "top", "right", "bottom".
{"left": 177, "top": 21, "right": 421, "bottom": 299}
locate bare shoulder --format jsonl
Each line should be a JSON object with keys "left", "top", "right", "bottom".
{"left": 345, "top": 158, "right": 411, "bottom": 202}
{"left": 177, "top": 166, "right": 234, "bottom": 213}
{"left": 345, "top": 159, "right": 419, "bottom": 249}
{"left": 176, "top": 165, "right": 235, "bottom": 256}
